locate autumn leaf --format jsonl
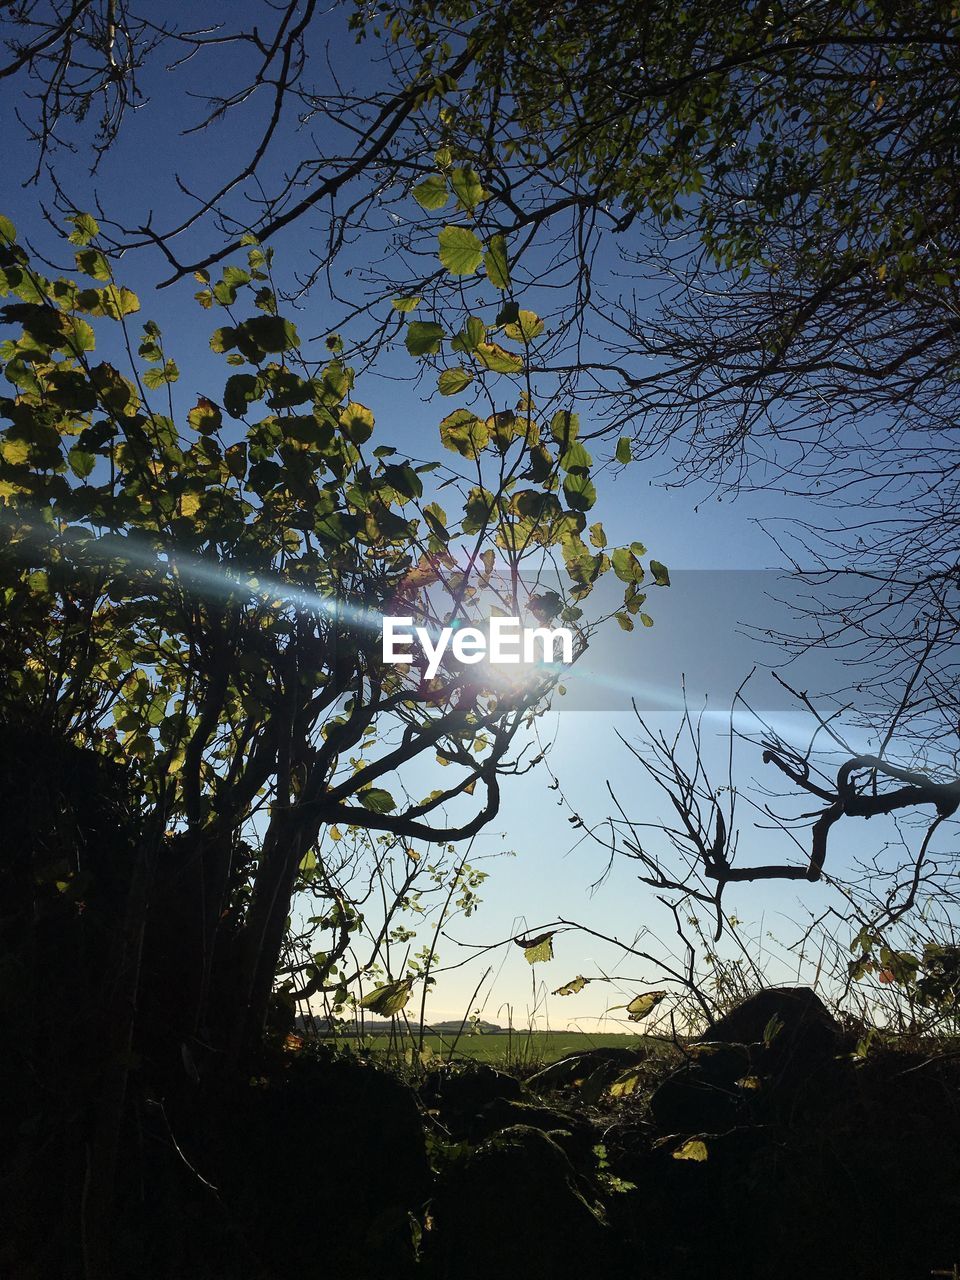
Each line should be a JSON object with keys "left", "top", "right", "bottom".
{"left": 613, "top": 990, "right": 667, "bottom": 1022}
{"left": 672, "top": 1138, "right": 709, "bottom": 1162}
{"left": 515, "top": 930, "right": 555, "bottom": 965}
{"left": 552, "top": 975, "right": 589, "bottom": 996}
{"left": 608, "top": 1067, "right": 645, "bottom": 1098}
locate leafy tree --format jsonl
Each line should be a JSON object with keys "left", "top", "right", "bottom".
{"left": 7, "top": 1, "right": 955, "bottom": 742}
{"left": 370, "top": 1, "right": 960, "bottom": 705}
{"left": 0, "top": 206, "right": 660, "bottom": 1047}
{"left": 7, "top": 3, "right": 956, "bottom": 575}
{"left": 0, "top": 205, "right": 661, "bottom": 1253}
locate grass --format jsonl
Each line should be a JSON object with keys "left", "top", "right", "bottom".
{"left": 327, "top": 1030, "right": 653, "bottom": 1067}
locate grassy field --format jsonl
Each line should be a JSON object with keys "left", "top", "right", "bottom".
{"left": 328, "top": 1030, "right": 652, "bottom": 1067}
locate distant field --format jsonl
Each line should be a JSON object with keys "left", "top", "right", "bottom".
{"left": 327, "top": 1031, "right": 653, "bottom": 1066}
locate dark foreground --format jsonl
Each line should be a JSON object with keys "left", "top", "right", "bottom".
{"left": 5, "top": 983, "right": 960, "bottom": 1279}
{"left": 2, "top": 725, "right": 958, "bottom": 1278}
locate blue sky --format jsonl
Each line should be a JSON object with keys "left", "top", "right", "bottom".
{"left": 0, "top": 3, "right": 914, "bottom": 1028}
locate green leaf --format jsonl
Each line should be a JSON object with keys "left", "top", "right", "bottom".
{"left": 223, "top": 373, "right": 262, "bottom": 419}
{"left": 67, "top": 446, "right": 96, "bottom": 479}
{"left": 210, "top": 327, "right": 237, "bottom": 354}
{"left": 187, "top": 397, "right": 222, "bottom": 434}
{"left": 0, "top": 438, "right": 30, "bottom": 466}
{"left": 392, "top": 295, "right": 421, "bottom": 313}
{"left": 452, "top": 316, "right": 486, "bottom": 352}
{"left": 0, "top": 214, "right": 16, "bottom": 243}
{"left": 358, "top": 787, "right": 396, "bottom": 813}
{"left": 608, "top": 1068, "right": 645, "bottom": 1098}
{"left": 339, "top": 401, "right": 374, "bottom": 444}
{"left": 450, "top": 166, "right": 487, "bottom": 212}
{"left": 383, "top": 462, "right": 422, "bottom": 501}
{"left": 100, "top": 285, "right": 140, "bottom": 318}
{"left": 488, "top": 410, "right": 523, "bottom": 451}
{"left": 76, "top": 249, "right": 112, "bottom": 281}
{"left": 560, "top": 441, "right": 593, "bottom": 472}
{"left": 763, "top": 1014, "right": 784, "bottom": 1045}
{"left": 562, "top": 472, "right": 597, "bottom": 511}
{"left": 611, "top": 546, "right": 645, "bottom": 584}
{"left": 615, "top": 436, "right": 632, "bottom": 465}
{"left": 418, "top": 501, "right": 447, "bottom": 543}
{"left": 649, "top": 559, "right": 670, "bottom": 587}
{"left": 516, "top": 931, "right": 555, "bottom": 965}
{"left": 439, "top": 408, "right": 488, "bottom": 458}
{"left": 437, "top": 367, "right": 474, "bottom": 395}
{"left": 475, "top": 341, "right": 522, "bottom": 374}
{"left": 142, "top": 359, "right": 179, "bottom": 390}
{"left": 319, "top": 361, "right": 351, "bottom": 401}
{"left": 550, "top": 410, "right": 579, "bottom": 447}
{"left": 213, "top": 266, "right": 251, "bottom": 305}
{"left": 67, "top": 212, "right": 99, "bottom": 246}
{"left": 438, "top": 225, "right": 483, "bottom": 276}
{"left": 237, "top": 315, "right": 300, "bottom": 354}
{"left": 405, "top": 321, "right": 444, "bottom": 357}
{"left": 412, "top": 174, "right": 449, "bottom": 210}
{"left": 359, "top": 976, "right": 414, "bottom": 1017}
{"left": 485, "top": 234, "right": 510, "bottom": 289}
{"left": 552, "top": 975, "right": 589, "bottom": 996}
{"left": 65, "top": 317, "right": 96, "bottom": 354}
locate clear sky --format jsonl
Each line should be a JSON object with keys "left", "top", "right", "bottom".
{"left": 0, "top": 2, "right": 910, "bottom": 1030}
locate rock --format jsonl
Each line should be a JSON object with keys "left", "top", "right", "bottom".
{"left": 649, "top": 990, "right": 843, "bottom": 1134}
{"left": 420, "top": 1061, "right": 524, "bottom": 1135}
{"left": 648, "top": 1059, "right": 748, "bottom": 1134}
{"left": 522, "top": 1039, "right": 650, "bottom": 1100}
{"left": 701, "top": 986, "right": 841, "bottom": 1068}
{"left": 203, "top": 1050, "right": 430, "bottom": 1278}
{"left": 429, "top": 1125, "right": 612, "bottom": 1280}
{"left": 470, "top": 1097, "right": 600, "bottom": 1163}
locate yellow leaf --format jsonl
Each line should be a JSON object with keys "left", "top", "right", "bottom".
{"left": 623, "top": 990, "right": 667, "bottom": 1022}
{"left": 339, "top": 401, "right": 374, "bottom": 444}
{"left": 503, "top": 309, "right": 544, "bottom": 343}
{"left": 552, "top": 975, "right": 589, "bottom": 996}
{"left": 1, "top": 439, "right": 30, "bottom": 465}
{"left": 609, "top": 1068, "right": 644, "bottom": 1098}
{"left": 516, "top": 931, "right": 555, "bottom": 964}
{"left": 672, "top": 1138, "right": 709, "bottom": 1162}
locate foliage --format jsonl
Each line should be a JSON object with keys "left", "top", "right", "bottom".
{"left": 7, "top": 1, "right": 958, "bottom": 746}
{"left": 849, "top": 927, "right": 960, "bottom": 1028}
{"left": 0, "top": 209, "right": 663, "bottom": 1056}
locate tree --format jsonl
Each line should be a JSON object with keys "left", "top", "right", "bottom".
{"left": 588, "top": 670, "right": 960, "bottom": 1040}
{"left": 7, "top": 0, "right": 950, "bottom": 755}
{"left": 0, "top": 206, "right": 662, "bottom": 1265}
{"left": 7, "top": 2, "right": 958, "bottom": 616}
{"left": 0, "top": 204, "right": 661, "bottom": 1040}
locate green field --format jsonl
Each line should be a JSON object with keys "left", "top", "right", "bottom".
{"left": 329, "top": 1031, "right": 653, "bottom": 1066}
